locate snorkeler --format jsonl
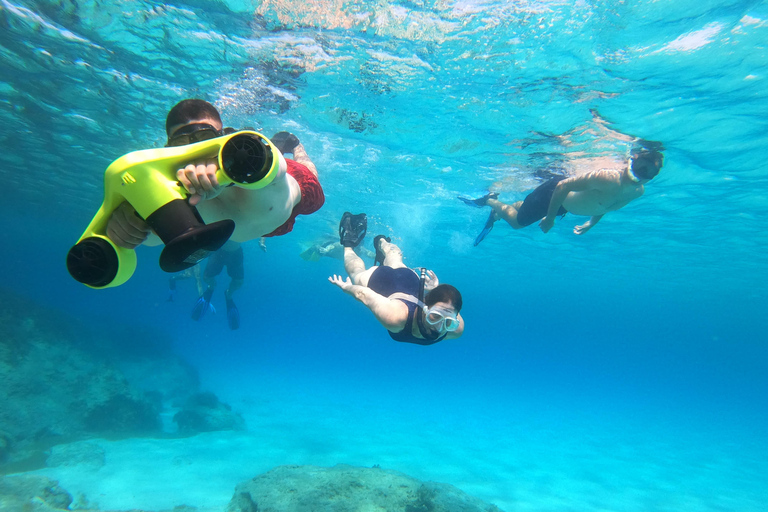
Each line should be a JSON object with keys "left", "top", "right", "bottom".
{"left": 299, "top": 233, "right": 375, "bottom": 262}
{"left": 168, "top": 262, "right": 207, "bottom": 302}
{"left": 106, "top": 99, "right": 324, "bottom": 248}
{"left": 105, "top": 99, "right": 325, "bottom": 327}
{"left": 329, "top": 212, "right": 464, "bottom": 345}
{"left": 460, "top": 146, "right": 664, "bottom": 245}
{"left": 190, "top": 240, "right": 243, "bottom": 330}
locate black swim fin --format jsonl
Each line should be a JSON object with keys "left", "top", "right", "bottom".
{"left": 373, "top": 235, "right": 391, "bottom": 266}
{"left": 226, "top": 296, "right": 240, "bottom": 330}
{"left": 339, "top": 212, "right": 367, "bottom": 248}
{"left": 458, "top": 191, "right": 499, "bottom": 208}
{"left": 474, "top": 210, "right": 498, "bottom": 246}
{"left": 270, "top": 131, "right": 300, "bottom": 154}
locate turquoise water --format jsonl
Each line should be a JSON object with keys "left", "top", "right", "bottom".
{"left": 2, "top": 0, "right": 768, "bottom": 510}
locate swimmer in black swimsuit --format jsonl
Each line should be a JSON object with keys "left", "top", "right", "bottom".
{"left": 328, "top": 213, "right": 464, "bottom": 345}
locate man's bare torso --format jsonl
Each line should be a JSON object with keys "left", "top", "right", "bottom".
{"left": 197, "top": 172, "right": 301, "bottom": 242}
{"left": 561, "top": 158, "right": 645, "bottom": 216}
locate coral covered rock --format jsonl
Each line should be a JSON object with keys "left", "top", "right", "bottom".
{"left": 0, "top": 473, "right": 198, "bottom": 511}
{"left": 0, "top": 292, "right": 199, "bottom": 470}
{"left": 225, "top": 464, "right": 503, "bottom": 512}
{"left": 0, "top": 474, "right": 72, "bottom": 510}
{"left": 173, "top": 391, "right": 246, "bottom": 435}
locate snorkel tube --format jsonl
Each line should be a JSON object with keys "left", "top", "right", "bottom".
{"left": 414, "top": 267, "right": 445, "bottom": 343}
{"left": 67, "top": 131, "right": 283, "bottom": 289}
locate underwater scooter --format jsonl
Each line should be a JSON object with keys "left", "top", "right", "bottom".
{"left": 67, "top": 131, "right": 283, "bottom": 289}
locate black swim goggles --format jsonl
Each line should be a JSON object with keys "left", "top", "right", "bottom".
{"left": 166, "top": 123, "right": 224, "bottom": 147}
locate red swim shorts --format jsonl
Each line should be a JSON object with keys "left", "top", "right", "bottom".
{"left": 263, "top": 159, "right": 325, "bottom": 237}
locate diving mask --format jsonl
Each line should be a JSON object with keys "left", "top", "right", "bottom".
{"left": 166, "top": 123, "right": 224, "bottom": 147}
{"left": 423, "top": 305, "right": 460, "bottom": 332}
{"left": 627, "top": 157, "right": 641, "bottom": 183}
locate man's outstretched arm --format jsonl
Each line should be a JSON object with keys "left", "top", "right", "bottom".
{"left": 574, "top": 214, "right": 604, "bottom": 235}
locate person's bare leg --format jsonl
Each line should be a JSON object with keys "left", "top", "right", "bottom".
{"left": 487, "top": 199, "right": 524, "bottom": 229}
{"left": 345, "top": 238, "right": 406, "bottom": 287}
{"left": 202, "top": 274, "right": 217, "bottom": 292}
{"left": 344, "top": 247, "right": 369, "bottom": 284}
{"left": 379, "top": 239, "right": 406, "bottom": 269}
{"left": 225, "top": 277, "right": 243, "bottom": 300}
{"left": 292, "top": 143, "right": 318, "bottom": 178}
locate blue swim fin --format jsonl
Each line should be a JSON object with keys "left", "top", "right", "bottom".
{"left": 167, "top": 278, "right": 177, "bottom": 302}
{"left": 474, "top": 211, "right": 498, "bottom": 246}
{"left": 226, "top": 297, "right": 240, "bottom": 330}
{"left": 191, "top": 287, "right": 214, "bottom": 321}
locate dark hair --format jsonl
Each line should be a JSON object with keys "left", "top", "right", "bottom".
{"left": 631, "top": 149, "right": 664, "bottom": 180}
{"left": 424, "top": 284, "right": 463, "bottom": 312}
{"left": 166, "top": 99, "right": 222, "bottom": 136}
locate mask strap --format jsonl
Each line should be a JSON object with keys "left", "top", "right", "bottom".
{"left": 627, "top": 156, "right": 640, "bottom": 182}
{"left": 387, "top": 292, "right": 425, "bottom": 308}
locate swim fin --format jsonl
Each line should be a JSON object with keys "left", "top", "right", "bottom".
{"left": 270, "top": 132, "right": 300, "bottom": 154}
{"left": 167, "top": 278, "right": 177, "bottom": 302}
{"left": 191, "top": 287, "right": 214, "bottom": 321}
{"left": 474, "top": 210, "right": 498, "bottom": 246}
{"left": 458, "top": 191, "right": 499, "bottom": 208}
{"left": 299, "top": 246, "right": 322, "bottom": 262}
{"left": 226, "top": 296, "right": 240, "bottom": 330}
{"left": 339, "top": 212, "right": 367, "bottom": 248}
{"left": 373, "top": 235, "right": 391, "bottom": 266}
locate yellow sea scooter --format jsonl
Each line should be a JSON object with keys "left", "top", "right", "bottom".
{"left": 67, "top": 131, "right": 282, "bottom": 289}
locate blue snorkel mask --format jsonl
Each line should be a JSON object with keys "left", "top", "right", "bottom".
{"left": 415, "top": 267, "right": 459, "bottom": 341}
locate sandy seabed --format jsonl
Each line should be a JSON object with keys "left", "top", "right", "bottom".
{"left": 25, "top": 372, "right": 768, "bottom": 512}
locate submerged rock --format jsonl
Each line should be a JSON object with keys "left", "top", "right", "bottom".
{"left": 0, "top": 474, "right": 72, "bottom": 511}
{"left": 225, "top": 464, "right": 504, "bottom": 512}
{"left": 0, "top": 292, "right": 200, "bottom": 470}
{"left": 0, "top": 474, "right": 199, "bottom": 512}
{"left": 173, "top": 391, "right": 246, "bottom": 435}
{"left": 0, "top": 303, "right": 162, "bottom": 469}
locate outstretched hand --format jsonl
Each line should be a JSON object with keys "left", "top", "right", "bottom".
{"left": 574, "top": 222, "right": 593, "bottom": 235}
{"left": 328, "top": 274, "right": 353, "bottom": 292}
{"left": 423, "top": 269, "right": 439, "bottom": 292}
